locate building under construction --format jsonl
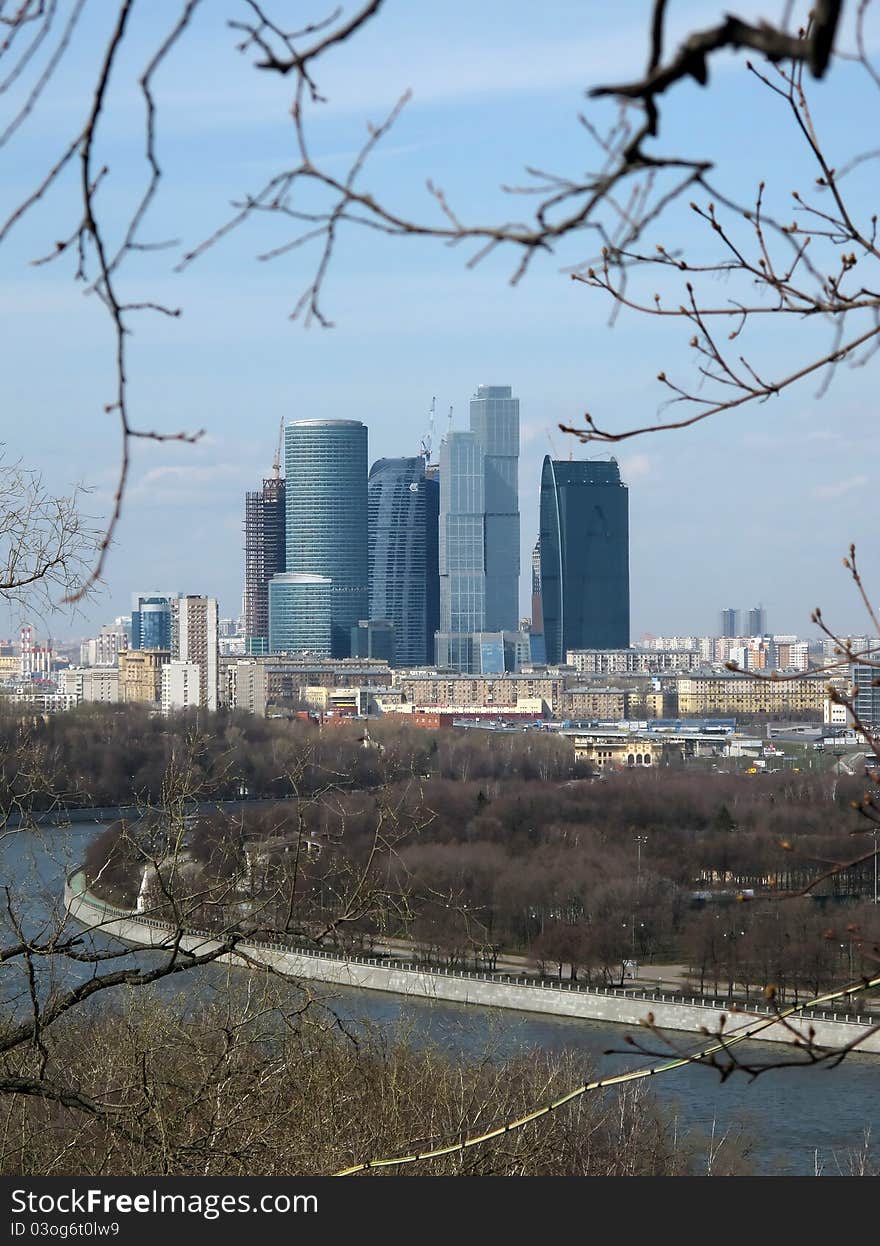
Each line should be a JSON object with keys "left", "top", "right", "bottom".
{"left": 243, "top": 476, "right": 286, "bottom": 655}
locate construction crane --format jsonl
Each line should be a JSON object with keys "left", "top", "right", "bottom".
{"left": 420, "top": 396, "right": 436, "bottom": 463}
{"left": 272, "top": 416, "right": 284, "bottom": 479}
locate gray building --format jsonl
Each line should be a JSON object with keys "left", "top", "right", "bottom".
{"left": 852, "top": 663, "right": 880, "bottom": 730}
{"left": 720, "top": 608, "right": 740, "bottom": 638}
{"left": 368, "top": 456, "right": 439, "bottom": 665}
{"left": 244, "top": 476, "right": 286, "bottom": 656}
{"left": 539, "top": 457, "right": 629, "bottom": 664}
{"left": 436, "top": 384, "right": 520, "bottom": 671}
{"left": 284, "top": 420, "right": 368, "bottom": 658}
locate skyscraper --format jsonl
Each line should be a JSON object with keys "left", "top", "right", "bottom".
{"left": 283, "top": 419, "right": 368, "bottom": 658}
{"left": 244, "top": 476, "right": 286, "bottom": 655}
{"left": 171, "top": 595, "right": 219, "bottom": 711}
{"left": 131, "top": 591, "right": 178, "bottom": 651}
{"left": 747, "top": 605, "right": 767, "bottom": 636}
{"left": 539, "top": 456, "right": 629, "bottom": 663}
{"left": 269, "top": 573, "right": 332, "bottom": 656}
{"left": 720, "top": 608, "right": 740, "bottom": 638}
{"left": 469, "top": 384, "right": 520, "bottom": 630}
{"left": 368, "top": 456, "right": 439, "bottom": 666}
{"left": 436, "top": 384, "right": 520, "bottom": 671}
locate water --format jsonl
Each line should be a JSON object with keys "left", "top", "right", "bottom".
{"left": 4, "top": 822, "right": 878, "bottom": 1176}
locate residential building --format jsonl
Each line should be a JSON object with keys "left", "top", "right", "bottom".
{"left": 284, "top": 419, "right": 368, "bottom": 657}
{"left": 59, "top": 667, "right": 120, "bottom": 704}
{"left": 367, "top": 456, "right": 439, "bottom": 665}
{"left": 171, "top": 595, "right": 219, "bottom": 712}
{"left": 119, "top": 650, "right": 169, "bottom": 704}
{"left": 852, "top": 663, "right": 880, "bottom": 730}
{"left": 161, "top": 661, "right": 202, "bottom": 715}
{"left": 675, "top": 673, "right": 826, "bottom": 716}
{"left": 539, "top": 457, "right": 629, "bottom": 663}
{"left": 244, "top": 476, "right": 286, "bottom": 656}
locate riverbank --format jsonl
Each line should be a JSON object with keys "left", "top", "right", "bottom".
{"left": 65, "top": 871, "right": 880, "bottom": 1053}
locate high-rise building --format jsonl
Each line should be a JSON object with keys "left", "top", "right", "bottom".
{"left": 131, "top": 592, "right": 178, "bottom": 651}
{"left": 350, "top": 618, "right": 395, "bottom": 664}
{"left": 469, "top": 384, "right": 520, "bottom": 630}
{"left": 852, "top": 663, "right": 880, "bottom": 729}
{"left": 368, "top": 456, "right": 439, "bottom": 666}
{"left": 436, "top": 384, "right": 520, "bottom": 671}
{"left": 268, "top": 573, "right": 332, "bottom": 656}
{"left": 747, "top": 605, "right": 767, "bottom": 636}
{"left": 539, "top": 456, "right": 629, "bottom": 664}
{"left": 171, "top": 595, "right": 218, "bottom": 711}
{"left": 244, "top": 476, "right": 286, "bottom": 655}
{"left": 284, "top": 420, "right": 368, "bottom": 658}
{"left": 720, "top": 608, "right": 740, "bottom": 638}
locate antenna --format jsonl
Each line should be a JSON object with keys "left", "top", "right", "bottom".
{"left": 420, "top": 396, "right": 436, "bottom": 462}
{"left": 272, "top": 417, "right": 284, "bottom": 479}
{"left": 447, "top": 405, "right": 453, "bottom": 434}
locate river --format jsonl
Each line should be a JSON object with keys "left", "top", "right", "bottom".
{"left": 4, "top": 821, "right": 878, "bottom": 1176}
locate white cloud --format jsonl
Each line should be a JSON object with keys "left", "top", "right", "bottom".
{"left": 813, "top": 475, "right": 868, "bottom": 501}
{"left": 618, "top": 453, "right": 652, "bottom": 482}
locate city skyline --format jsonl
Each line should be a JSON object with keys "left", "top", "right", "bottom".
{"left": 3, "top": 3, "right": 878, "bottom": 643}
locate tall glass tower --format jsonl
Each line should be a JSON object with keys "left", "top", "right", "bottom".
{"left": 539, "top": 456, "right": 629, "bottom": 663}
{"left": 284, "top": 420, "right": 368, "bottom": 658}
{"left": 439, "top": 431, "right": 485, "bottom": 636}
{"left": 368, "top": 457, "right": 439, "bottom": 666}
{"left": 469, "top": 384, "right": 520, "bottom": 631}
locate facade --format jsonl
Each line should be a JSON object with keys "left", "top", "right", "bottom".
{"left": 434, "top": 629, "right": 530, "bottom": 675}
{"left": 79, "top": 623, "right": 128, "bottom": 668}
{"left": 243, "top": 477, "right": 286, "bottom": 655}
{"left": 285, "top": 420, "right": 368, "bottom": 658}
{"left": 160, "top": 661, "right": 202, "bottom": 714}
{"left": 567, "top": 647, "right": 703, "bottom": 675}
{"left": 268, "top": 572, "right": 332, "bottom": 657}
{"left": 119, "top": 650, "right": 169, "bottom": 704}
{"left": 232, "top": 655, "right": 391, "bottom": 716}
{"left": 437, "top": 385, "right": 520, "bottom": 672}
{"left": 539, "top": 457, "right": 629, "bottom": 664}
{"left": 367, "top": 456, "right": 439, "bottom": 665}
{"left": 131, "top": 592, "right": 177, "bottom": 651}
{"left": 852, "top": 663, "right": 880, "bottom": 729}
{"left": 350, "top": 618, "right": 395, "bottom": 664}
{"left": 172, "top": 596, "right": 219, "bottom": 712}
{"left": 59, "top": 667, "right": 120, "bottom": 704}
{"left": 675, "top": 674, "right": 826, "bottom": 716}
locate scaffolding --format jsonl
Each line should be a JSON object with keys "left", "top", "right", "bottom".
{"left": 243, "top": 477, "right": 286, "bottom": 647}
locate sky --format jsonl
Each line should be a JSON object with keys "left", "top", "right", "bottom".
{"left": 2, "top": 0, "right": 879, "bottom": 644}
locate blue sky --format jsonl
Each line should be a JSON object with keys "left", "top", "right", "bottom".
{"left": 2, "top": 1, "right": 879, "bottom": 643}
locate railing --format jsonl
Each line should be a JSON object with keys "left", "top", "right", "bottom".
{"left": 67, "top": 873, "right": 879, "bottom": 1028}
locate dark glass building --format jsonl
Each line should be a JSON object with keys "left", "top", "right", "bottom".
{"left": 539, "top": 457, "right": 629, "bottom": 663}
{"left": 285, "top": 420, "right": 368, "bottom": 658}
{"left": 368, "top": 456, "right": 439, "bottom": 666}
{"left": 244, "top": 476, "right": 286, "bottom": 654}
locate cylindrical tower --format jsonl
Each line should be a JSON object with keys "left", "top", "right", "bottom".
{"left": 268, "top": 573, "right": 332, "bottom": 656}
{"left": 285, "top": 420, "right": 368, "bottom": 658}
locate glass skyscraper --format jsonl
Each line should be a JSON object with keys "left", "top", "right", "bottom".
{"left": 539, "top": 456, "right": 629, "bottom": 663}
{"left": 368, "top": 456, "right": 439, "bottom": 666}
{"left": 469, "top": 384, "right": 520, "bottom": 631}
{"left": 437, "top": 385, "right": 520, "bottom": 671}
{"left": 284, "top": 419, "right": 368, "bottom": 658}
{"left": 268, "top": 573, "right": 332, "bottom": 656}
{"left": 131, "top": 591, "right": 177, "bottom": 651}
